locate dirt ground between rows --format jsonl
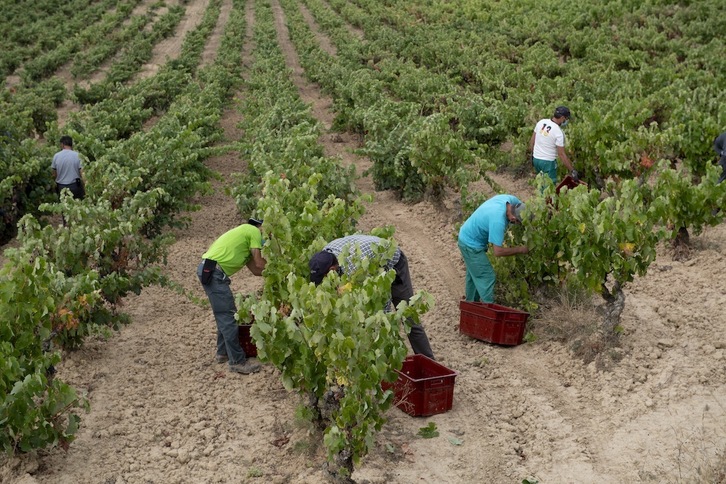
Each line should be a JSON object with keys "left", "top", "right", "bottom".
{"left": 2, "top": 0, "right": 725, "bottom": 483}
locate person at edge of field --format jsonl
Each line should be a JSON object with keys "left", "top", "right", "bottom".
{"left": 308, "top": 234, "right": 435, "bottom": 360}
{"left": 197, "top": 218, "right": 266, "bottom": 374}
{"left": 714, "top": 131, "right": 726, "bottom": 185}
{"left": 51, "top": 135, "right": 85, "bottom": 199}
{"left": 528, "top": 106, "right": 577, "bottom": 184}
{"left": 457, "top": 194, "right": 529, "bottom": 304}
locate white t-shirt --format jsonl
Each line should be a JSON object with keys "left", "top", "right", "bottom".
{"left": 532, "top": 119, "right": 565, "bottom": 161}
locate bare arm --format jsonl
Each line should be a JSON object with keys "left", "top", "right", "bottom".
{"left": 491, "top": 245, "right": 528, "bottom": 257}
{"left": 52, "top": 168, "right": 57, "bottom": 179}
{"left": 557, "top": 146, "right": 574, "bottom": 171}
{"left": 246, "top": 248, "right": 266, "bottom": 276}
{"left": 528, "top": 131, "right": 536, "bottom": 154}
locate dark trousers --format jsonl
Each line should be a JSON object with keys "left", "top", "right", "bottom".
{"left": 718, "top": 155, "right": 726, "bottom": 184}
{"left": 56, "top": 181, "right": 85, "bottom": 200}
{"left": 391, "top": 252, "right": 435, "bottom": 360}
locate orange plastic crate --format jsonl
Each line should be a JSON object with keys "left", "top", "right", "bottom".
{"left": 237, "top": 324, "right": 257, "bottom": 358}
{"left": 382, "top": 355, "right": 457, "bottom": 417}
{"left": 459, "top": 300, "right": 529, "bottom": 346}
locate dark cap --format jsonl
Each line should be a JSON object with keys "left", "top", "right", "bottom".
{"left": 248, "top": 218, "right": 263, "bottom": 227}
{"left": 554, "top": 106, "right": 571, "bottom": 119}
{"left": 309, "top": 251, "right": 338, "bottom": 285}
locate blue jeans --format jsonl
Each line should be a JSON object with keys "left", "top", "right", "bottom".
{"left": 458, "top": 241, "right": 495, "bottom": 303}
{"left": 197, "top": 261, "right": 246, "bottom": 364}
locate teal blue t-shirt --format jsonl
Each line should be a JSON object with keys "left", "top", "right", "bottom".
{"left": 458, "top": 194, "right": 521, "bottom": 249}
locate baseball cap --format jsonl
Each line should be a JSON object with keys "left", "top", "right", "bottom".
{"left": 554, "top": 106, "right": 571, "bottom": 119}
{"left": 309, "top": 251, "right": 338, "bottom": 285}
{"left": 513, "top": 202, "right": 526, "bottom": 223}
{"left": 248, "top": 217, "right": 263, "bottom": 227}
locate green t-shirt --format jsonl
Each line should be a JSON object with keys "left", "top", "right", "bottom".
{"left": 202, "top": 224, "right": 262, "bottom": 276}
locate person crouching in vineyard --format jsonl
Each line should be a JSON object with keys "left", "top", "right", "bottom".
{"left": 51, "top": 135, "right": 85, "bottom": 200}
{"left": 197, "top": 218, "right": 266, "bottom": 374}
{"left": 308, "top": 234, "right": 435, "bottom": 360}
{"left": 458, "top": 195, "right": 529, "bottom": 303}
{"left": 528, "top": 106, "right": 578, "bottom": 184}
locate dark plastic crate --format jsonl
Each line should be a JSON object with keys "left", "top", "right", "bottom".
{"left": 555, "top": 174, "right": 587, "bottom": 195}
{"left": 382, "top": 355, "right": 457, "bottom": 417}
{"left": 237, "top": 324, "right": 257, "bottom": 358}
{"left": 459, "top": 300, "right": 530, "bottom": 346}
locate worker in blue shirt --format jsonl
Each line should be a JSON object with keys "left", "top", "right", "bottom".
{"left": 457, "top": 194, "right": 529, "bottom": 303}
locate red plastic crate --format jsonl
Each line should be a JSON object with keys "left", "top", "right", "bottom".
{"left": 459, "top": 300, "right": 530, "bottom": 346}
{"left": 555, "top": 174, "right": 587, "bottom": 195}
{"left": 382, "top": 355, "right": 457, "bottom": 417}
{"left": 237, "top": 324, "right": 257, "bottom": 358}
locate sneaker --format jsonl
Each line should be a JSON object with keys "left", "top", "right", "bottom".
{"left": 229, "top": 360, "right": 262, "bottom": 374}
{"left": 215, "top": 354, "right": 229, "bottom": 364}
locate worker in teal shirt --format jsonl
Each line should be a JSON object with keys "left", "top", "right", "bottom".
{"left": 457, "top": 195, "right": 529, "bottom": 303}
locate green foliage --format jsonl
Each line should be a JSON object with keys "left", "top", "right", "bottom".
{"left": 29, "top": 189, "right": 171, "bottom": 309}
{"left": 227, "top": 10, "right": 420, "bottom": 472}
{"left": 408, "top": 113, "right": 479, "bottom": 200}
{"left": 418, "top": 422, "right": 440, "bottom": 439}
{"left": 0, "top": 128, "right": 55, "bottom": 243}
{"left": 237, "top": 3, "right": 436, "bottom": 472}
{"left": 254, "top": 173, "right": 363, "bottom": 307}
{"left": 0, "top": 252, "right": 93, "bottom": 453}
{"left": 70, "top": 8, "right": 154, "bottom": 79}
{"left": 230, "top": 1, "right": 357, "bottom": 216}
{"left": 648, "top": 161, "right": 726, "bottom": 241}
{"left": 280, "top": 0, "right": 485, "bottom": 201}
{"left": 2, "top": 79, "right": 65, "bottom": 136}
{"left": 252, "top": 237, "right": 432, "bottom": 466}
{"left": 307, "top": 0, "right": 726, "bottom": 195}
{"left": 247, "top": 467, "right": 263, "bottom": 478}
{"left": 248, "top": 173, "right": 432, "bottom": 469}
{"left": 0, "top": 0, "right": 247, "bottom": 455}
{"left": 492, "top": 177, "right": 658, "bottom": 310}
{"left": 73, "top": 5, "right": 187, "bottom": 105}
{"left": 0, "top": 0, "right": 119, "bottom": 79}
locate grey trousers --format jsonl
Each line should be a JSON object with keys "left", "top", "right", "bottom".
{"left": 197, "top": 261, "right": 247, "bottom": 365}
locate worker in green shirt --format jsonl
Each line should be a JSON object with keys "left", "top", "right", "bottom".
{"left": 197, "top": 219, "right": 266, "bottom": 374}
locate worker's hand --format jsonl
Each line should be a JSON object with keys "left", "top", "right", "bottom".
{"left": 520, "top": 246, "right": 529, "bottom": 255}
{"left": 527, "top": 152, "right": 533, "bottom": 165}
{"left": 570, "top": 169, "right": 580, "bottom": 182}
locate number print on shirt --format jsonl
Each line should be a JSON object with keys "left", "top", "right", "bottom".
{"left": 539, "top": 123, "right": 552, "bottom": 136}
